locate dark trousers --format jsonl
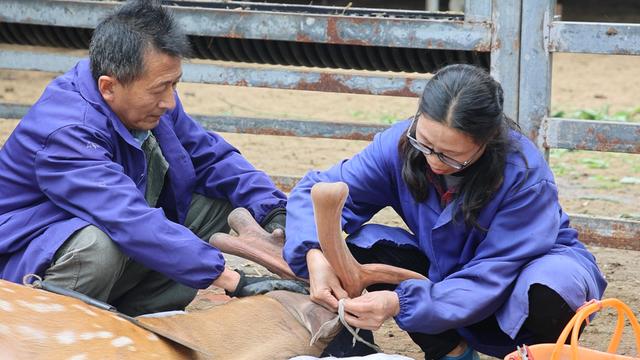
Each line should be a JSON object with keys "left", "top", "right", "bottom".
{"left": 322, "top": 242, "right": 579, "bottom": 359}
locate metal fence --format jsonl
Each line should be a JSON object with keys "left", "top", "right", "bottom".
{"left": 0, "top": 0, "right": 638, "bottom": 249}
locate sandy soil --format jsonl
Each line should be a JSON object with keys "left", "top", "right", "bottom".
{"left": 1, "top": 47, "right": 639, "bottom": 359}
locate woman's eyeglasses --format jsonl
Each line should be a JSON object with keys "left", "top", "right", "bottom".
{"left": 406, "top": 112, "right": 483, "bottom": 171}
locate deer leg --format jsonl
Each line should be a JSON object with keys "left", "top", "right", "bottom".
{"left": 209, "top": 207, "right": 299, "bottom": 280}
{"left": 311, "top": 182, "right": 425, "bottom": 298}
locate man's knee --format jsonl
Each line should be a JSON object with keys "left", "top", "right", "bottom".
{"left": 58, "top": 225, "right": 125, "bottom": 263}
{"left": 185, "top": 194, "right": 233, "bottom": 240}
{"left": 44, "top": 225, "right": 128, "bottom": 296}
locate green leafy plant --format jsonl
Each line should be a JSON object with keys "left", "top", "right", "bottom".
{"left": 552, "top": 105, "right": 640, "bottom": 122}
{"left": 588, "top": 175, "right": 622, "bottom": 190}
{"left": 579, "top": 158, "right": 609, "bottom": 169}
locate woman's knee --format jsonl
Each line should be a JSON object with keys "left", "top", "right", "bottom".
{"left": 524, "top": 284, "right": 578, "bottom": 343}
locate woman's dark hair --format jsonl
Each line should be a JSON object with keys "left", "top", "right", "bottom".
{"left": 399, "top": 64, "right": 523, "bottom": 230}
{"left": 89, "top": 0, "right": 192, "bottom": 84}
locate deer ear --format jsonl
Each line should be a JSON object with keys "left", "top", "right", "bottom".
{"left": 266, "top": 291, "right": 341, "bottom": 346}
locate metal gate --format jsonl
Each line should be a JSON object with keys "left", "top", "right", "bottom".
{"left": 0, "top": 0, "right": 638, "bottom": 248}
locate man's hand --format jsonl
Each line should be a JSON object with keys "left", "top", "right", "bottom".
{"left": 226, "top": 269, "right": 308, "bottom": 298}
{"left": 306, "top": 249, "right": 349, "bottom": 312}
{"left": 341, "top": 290, "right": 400, "bottom": 331}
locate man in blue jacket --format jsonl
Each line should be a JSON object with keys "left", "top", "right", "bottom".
{"left": 0, "top": 0, "right": 289, "bottom": 316}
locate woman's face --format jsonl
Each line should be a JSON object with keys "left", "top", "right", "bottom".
{"left": 413, "top": 113, "right": 485, "bottom": 175}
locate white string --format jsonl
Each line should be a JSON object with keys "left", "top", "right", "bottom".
{"left": 337, "top": 298, "right": 382, "bottom": 353}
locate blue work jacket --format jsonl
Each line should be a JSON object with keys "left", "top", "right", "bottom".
{"left": 284, "top": 120, "right": 606, "bottom": 351}
{"left": 0, "top": 59, "right": 286, "bottom": 289}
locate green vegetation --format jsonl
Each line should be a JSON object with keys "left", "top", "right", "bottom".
{"left": 579, "top": 158, "right": 609, "bottom": 169}
{"left": 349, "top": 110, "right": 404, "bottom": 124}
{"left": 552, "top": 105, "right": 640, "bottom": 122}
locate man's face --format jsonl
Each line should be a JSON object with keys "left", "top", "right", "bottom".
{"left": 100, "top": 50, "right": 182, "bottom": 131}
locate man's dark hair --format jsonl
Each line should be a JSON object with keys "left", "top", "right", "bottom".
{"left": 398, "top": 64, "right": 526, "bottom": 230}
{"left": 89, "top": 0, "right": 191, "bottom": 84}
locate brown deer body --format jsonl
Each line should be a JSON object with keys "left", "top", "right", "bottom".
{"left": 0, "top": 279, "right": 336, "bottom": 359}
{"left": 1, "top": 182, "right": 422, "bottom": 359}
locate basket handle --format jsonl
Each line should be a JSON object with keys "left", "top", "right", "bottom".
{"left": 550, "top": 298, "right": 640, "bottom": 360}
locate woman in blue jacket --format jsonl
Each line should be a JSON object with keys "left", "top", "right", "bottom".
{"left": 283, "top": 64, "right": 606, "bottom": 359}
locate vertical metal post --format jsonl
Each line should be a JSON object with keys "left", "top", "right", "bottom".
{"left": 465, "top": 0, "right": 492, "bottom": 23}
{"left": 448, "top": 0, "right": 465, "bottom": 12}
{"left": 489, "top": 0, "right": 522, "bottom": 122}
{"left": 518, "top": 0, "right": 555, "bottom": 156}
{"left": 426, "top": 0, "right": 440, "bottom": 11}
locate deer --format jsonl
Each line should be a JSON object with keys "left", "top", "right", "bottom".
{"left": 0, "top": 182, "right": 424, "bottom": 359}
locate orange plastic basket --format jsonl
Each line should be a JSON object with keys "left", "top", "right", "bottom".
{"left": 504, "top": 298, "right": 640, "bottom": 360}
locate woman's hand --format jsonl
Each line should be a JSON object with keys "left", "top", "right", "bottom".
{"left": 341, "top": 290, "right": 400, "bottom": 330}
{"left": 306, "top": 249, "right": 349, "bottom": 311}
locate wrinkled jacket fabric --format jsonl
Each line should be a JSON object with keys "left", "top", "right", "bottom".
{"left": 284, "top": 120, "right": 606, "bottom": 355}
{"left": 0, "top": 59, "right": 286, "bottom": 289}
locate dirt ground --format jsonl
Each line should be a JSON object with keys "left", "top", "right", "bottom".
{"left": 1, "top": 47, "right": 639, "bottom": 359}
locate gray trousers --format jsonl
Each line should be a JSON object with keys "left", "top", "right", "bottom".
{"left": 43, "top": 194, "right": 232, "bottom": 316}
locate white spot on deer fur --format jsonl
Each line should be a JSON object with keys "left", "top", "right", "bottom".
{"left": 147, "top": 333, "right": 159, "bottom": 341}
{"left": 128, "top": 346, "right": 137, "bottom": 352}
{"left": 97, "top": 331, "right": 113, "bottom": 339}
{"left": 79, "top": 333, "right": 95, "bottom": 341}
{"left": 16, "top": 325, "right": 46, "bottom": 340}
{"left": 0, "top": 299, "right": 13, "bottom": 312}
{"left": 35, "top": 295, "right": 51, "bottom": 301}
{"left": 56, "top": 330, "right": 76, "bottom": 344}
{"left": 78, "top": 331, "right": 113, "bottom": 340}
{"left": 1, "top": 287, "right": 15, "bottom": 293}
{"left": 16, "top": 299, "right": 65, "bottom": 313}
{"left": 112, "top": 336, "right": 134, "bottom": 347}
{"left": 0, "top": 324, "right": 10, "bottom": 334}
{"left": 72, "top": 304, "right": 98, "bottom": 316}
{"left": 67, "top": 354, "right": 87, "bottom": 360}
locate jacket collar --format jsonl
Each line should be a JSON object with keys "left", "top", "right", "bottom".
{"left": 74, "top": 59, "right": 142, "bottom": 149}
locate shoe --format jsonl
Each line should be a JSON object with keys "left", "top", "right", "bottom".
{"left": 440, "top": 345, "right": 480, "bottom": 360}
{"left": 320, "top": 327, "right": 377, "bottom": 357}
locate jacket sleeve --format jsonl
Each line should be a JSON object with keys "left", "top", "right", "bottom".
{"left": 170, "top": 97, "right": 286, "bottom": 224}
{"left": 34, "top": 124, "right": 225, "bottom": 289}
{"left": 283, "top": 127, "right": 400, "bottom": 278}
{"left": 394, "top": 179, "right": 560, "bottom": 334}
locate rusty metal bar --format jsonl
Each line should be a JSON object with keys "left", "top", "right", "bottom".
{"left": 546, "top": 117, "right": 640, "bottom": 154}
{"left": 194, "top": 115, "right": 387, "bottom": 141}
{"left": 549, "top": 21, "right": 640, "bottom": 55}
{"left": 0, "top": 49, "right": 428, "bottom": 97}
{"left": 0, "top": 103, "right": 388, "bottom": 140}
{"left": 0, "top": 0, "right": 111, "bottom": 29}
{"left": 271, "top": 175, "right": 300, "bottom": 193}
{"left": 182, "top": 63, "right": 428, "bottom": 97}
{"left": 571, "top": 215, "right": 640, "bottom": 251}
{"left": 1, "top": 0, "right": 493, "bottom": 51}
{"left": 0, "top": 103, "right": 29, "bottom": 120}
{"left": 0, "top": 49, "right": 83, "bottom": 74}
